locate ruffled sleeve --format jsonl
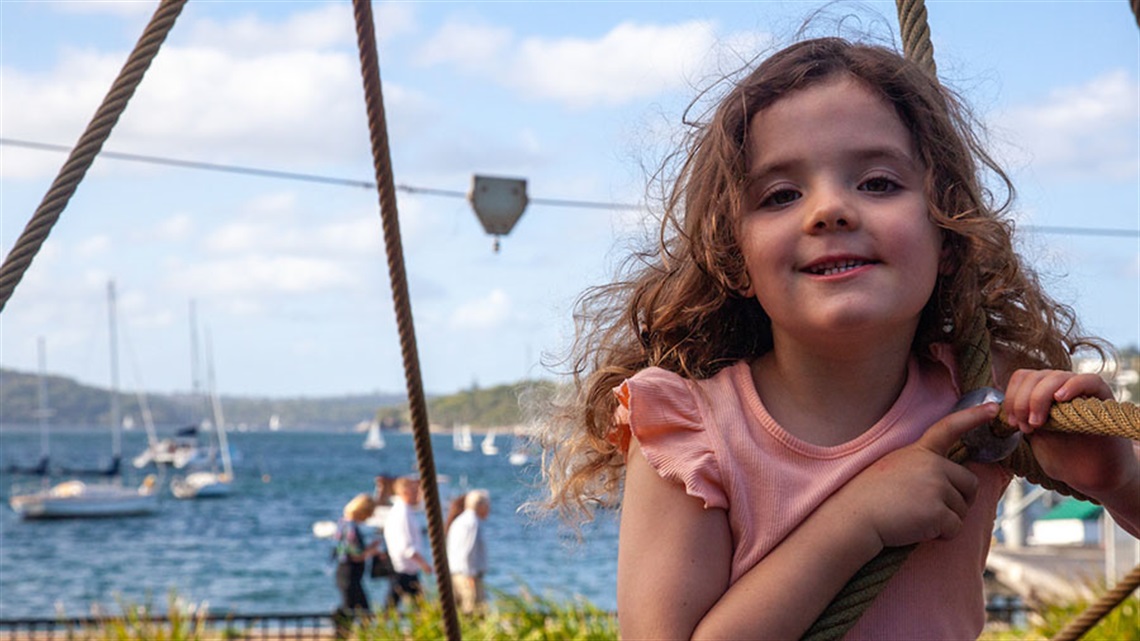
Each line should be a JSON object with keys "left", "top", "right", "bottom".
{"left": 613, "top": 367, "right": 727, "bottom": 510}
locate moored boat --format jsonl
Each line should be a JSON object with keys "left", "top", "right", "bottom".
{"left": 10, "top": 477, "right": 158, "bottom": 519}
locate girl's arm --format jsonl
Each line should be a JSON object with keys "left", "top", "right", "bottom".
{"left": 618, "top": 403, "right": 992, "bottom": 639}
{"left": 1004, "top": 370, "right": 1140, "bottom": 536}
{"left": 618, "top": 437, "right": 732, "bottom": 639}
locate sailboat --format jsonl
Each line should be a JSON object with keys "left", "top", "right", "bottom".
{"left": 481, "top": 428, "right": 499, "bottom": 456}
{"left": 9, "top": 281, "right": 159, "bottom": 519}
{"left": 171, "top": 326, "right": 234, "bottom": 499}
{"left": 363, "top": 420, "right": 385, "bottom": 450}
{"left": 132, "top": 424, "right": 204, "bottom": 469}
{"left": 508, "top": 447, "right": 531, "bottom": 466}
{"left": 453, "top": 424, "right": 474, "bottom": 452}
{"left": 6, "top": 337, "right": 52, "bottom": 476}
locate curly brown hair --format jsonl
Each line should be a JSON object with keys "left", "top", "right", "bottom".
{"left": 539, "top": 37, "right": 1104, "bottom": 523}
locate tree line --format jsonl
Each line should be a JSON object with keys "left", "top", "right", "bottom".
{"left": 0, "top": 368, "right": 555, "bottom": 431}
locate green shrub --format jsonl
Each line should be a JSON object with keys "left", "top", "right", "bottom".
{"left": 980, "top": 596, "right": 1139, "bottom": 641}
{"left": 350, "top": 587, "right": 617, "bottom": 640}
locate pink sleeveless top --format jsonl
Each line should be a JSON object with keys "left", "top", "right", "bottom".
{"left": 614, "top": 351, "right": 1011, "bottom": 640}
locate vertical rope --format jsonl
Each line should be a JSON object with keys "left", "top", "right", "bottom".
{"left": 1131, "top": 0, "right": 1140, "bottom": 29}
{"left": 894, "top": 0, "right": 938, "bottom": 76}
{"left": 348, "top": 1, "right": 461, "bottom": 639}
{"left": 805, "top": 4, "right": 1138, "bottom": 639}
{"left": 0, "top": 0, "right": 188, "bottom": 313}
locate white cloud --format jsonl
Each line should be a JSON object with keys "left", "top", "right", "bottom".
{"left": 168, "top": 255, "right": 355, "bottom": 295}
{"left": 151, "top": 214, "right": 194, "bottom": 242}
{"left": 511, "top": 21, "right": 716, "bottom": 107}
{"left": 449, "top": 288, "right": 511, "bottom": 330}
{"left": 416, "top": 19, "right": 731, "bottom": 108}
{"left": 999, "top": 70, "right": 1139, "bottom": 182}
{"left": 185, "top": 3, "right": 416, "bottom": 54}
{"left": 416, "top": 20, "right": 511, "bottom": 69}
{"left": 185, "top": 4, "right": 353, "bottom": 55}
{"left": 1, "top": 9, "right": 432, "bottom": 179}
{"left": 53, "top": 1, "right": 158, "bottom": 17}
{"left": 199, "top": 192, "right": 382, "bottom": 256}
{"left": 76, "top": 234, "right": 112, "bottom": 258}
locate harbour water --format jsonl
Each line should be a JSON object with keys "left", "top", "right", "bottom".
{"left": 0, "top": 427, "right": 619, "bottom": 618}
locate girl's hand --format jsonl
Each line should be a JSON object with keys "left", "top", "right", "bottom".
{"left": 1005, "top": 369, "right": 1135, "bottom": 496}
{"left": 834, "top": 402, "right": 996, "bottom": 549}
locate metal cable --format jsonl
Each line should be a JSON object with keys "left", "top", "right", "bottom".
{"left": 349, "top": 1, "right": 461, "bottom": 638}
{"left": 0, "top": 0, "right": 188, "bottom": 313}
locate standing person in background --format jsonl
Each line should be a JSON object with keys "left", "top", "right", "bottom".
{"left": 374, "top": 474, "right": 395, "bottom": 507}
{"left": 383, "top": 476, "right": 433, "bottom": 610}
{"left": 444, "top": 493, "right": 466, "bottom": 533}
{"left": 446, "top": 490, "right": 491, "bottom": 615}
{"left": 333, "top": 494, "right": 381, "bottom": 636}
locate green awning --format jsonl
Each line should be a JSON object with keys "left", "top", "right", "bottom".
{"left": 1038, "top": 498, "right": 1103, "bottom": 521}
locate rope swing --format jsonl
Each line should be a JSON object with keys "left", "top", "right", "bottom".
{"left": 348, "top": 1, "right": 462, "bottom": 638}
{"left": 0, "top": 0, "right": 189, "bottom": 313}
{"left": 800, "top": 3, "right": 1140, "bottom": 639}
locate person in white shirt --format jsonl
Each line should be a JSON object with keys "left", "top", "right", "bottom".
{"left": 382, "top": 476, "right": 433, "bottom": 610}
{"left": 445, "top": 490, "right": 491, "bottom": 614}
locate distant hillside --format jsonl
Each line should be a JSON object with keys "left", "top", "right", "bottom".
{"left": 0, "top": 368, "right": 557, "bottom": 430}
{"left": 0, "top": 368, "right": 406, "bottom": 429}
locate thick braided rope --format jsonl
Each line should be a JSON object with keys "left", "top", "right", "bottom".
{"left": 894, "top": 0, "right": 938, "bottom": 76}
{"left": 959, "top": 313, "right": 1091, "bottom": 501}
{"left": 0, "top": 0, "right": 187, "bottom": 313}
{"left": 1132, "top": 0, "right": 1140, "bottom": 29}
{"left": 1051, "top": 563, "right": 1140, "bottom": 641}
{"left": 349, "top": 2, "right": 460, "bottom": 639}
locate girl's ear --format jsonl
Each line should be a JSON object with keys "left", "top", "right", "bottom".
{"left": 937, "top": 238, "right": 956, "bottom": 275}
{"left": 738, "top": 272, "right": 755, "bottom": 298}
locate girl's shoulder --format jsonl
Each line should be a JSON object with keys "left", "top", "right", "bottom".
{"left": 615, "top": 362, "right": 749, "bottom": 439}
{"left": 616, "top": 364, "right": 742, "bottom": 511}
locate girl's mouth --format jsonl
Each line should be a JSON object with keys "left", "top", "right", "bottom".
{"left": 804, "top": 259, "right": 875, "bottom": 276}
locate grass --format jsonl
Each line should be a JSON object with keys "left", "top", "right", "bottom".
{"left": 39, "top": 587, "right": 1137, "bottom": 640}
{"left": 345, "top": 587, "right": 618, "bottom": 640}
{"left": 42, "top": 587, "right": 618, "bottom": 640}
{"left": 980, "top": 596, "right": 1139, "bottom": 641}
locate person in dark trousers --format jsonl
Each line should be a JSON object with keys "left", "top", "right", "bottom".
{"left": 333, "top": 493, "right": 381, "bottom": 636}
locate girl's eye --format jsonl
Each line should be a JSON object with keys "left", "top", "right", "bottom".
{"left": 859, "top": 176, "right": 899, "bottom": 193}
{"left": 760, "top": 188, "right": 800, "bottom": 207}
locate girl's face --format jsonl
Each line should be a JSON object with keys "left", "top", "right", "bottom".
{"left": 739, "top": 75, "right": 941, "bottom": 352}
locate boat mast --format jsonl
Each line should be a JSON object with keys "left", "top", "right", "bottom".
{"left": 36, "top": 336, "right": 50, "bottom": 465}
{"left": 204, "top": 327, "right": 233, "bottom": 479}
{"left": 189, "top": 299, "right": 203, "bottom": 422}
{"left": 106, "top": 281, "right": 121, "bottom": 465}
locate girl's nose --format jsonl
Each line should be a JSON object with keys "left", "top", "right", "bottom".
{"left": 803, "top": 186, "right": 859, "bottom": 233}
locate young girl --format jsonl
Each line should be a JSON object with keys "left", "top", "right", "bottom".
{"left": 541, "top": 37, "right": 1139, "bottom": 639}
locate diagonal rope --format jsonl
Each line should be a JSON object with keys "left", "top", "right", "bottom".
{"left": 349, "top": 1, "right": 460, "bottom": 639}
{"left": 0, "top": 0, "right": 188, "bottom": 314}
{"left": 803, "top": 3, "right": 1140, "bottom": 639}
{"left": 1051, "top": 564, "right": 1140, "bottom": 641}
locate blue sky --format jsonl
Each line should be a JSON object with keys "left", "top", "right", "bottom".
{"left": 1, "top": 1, "right": 1137, "bottom": 400}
